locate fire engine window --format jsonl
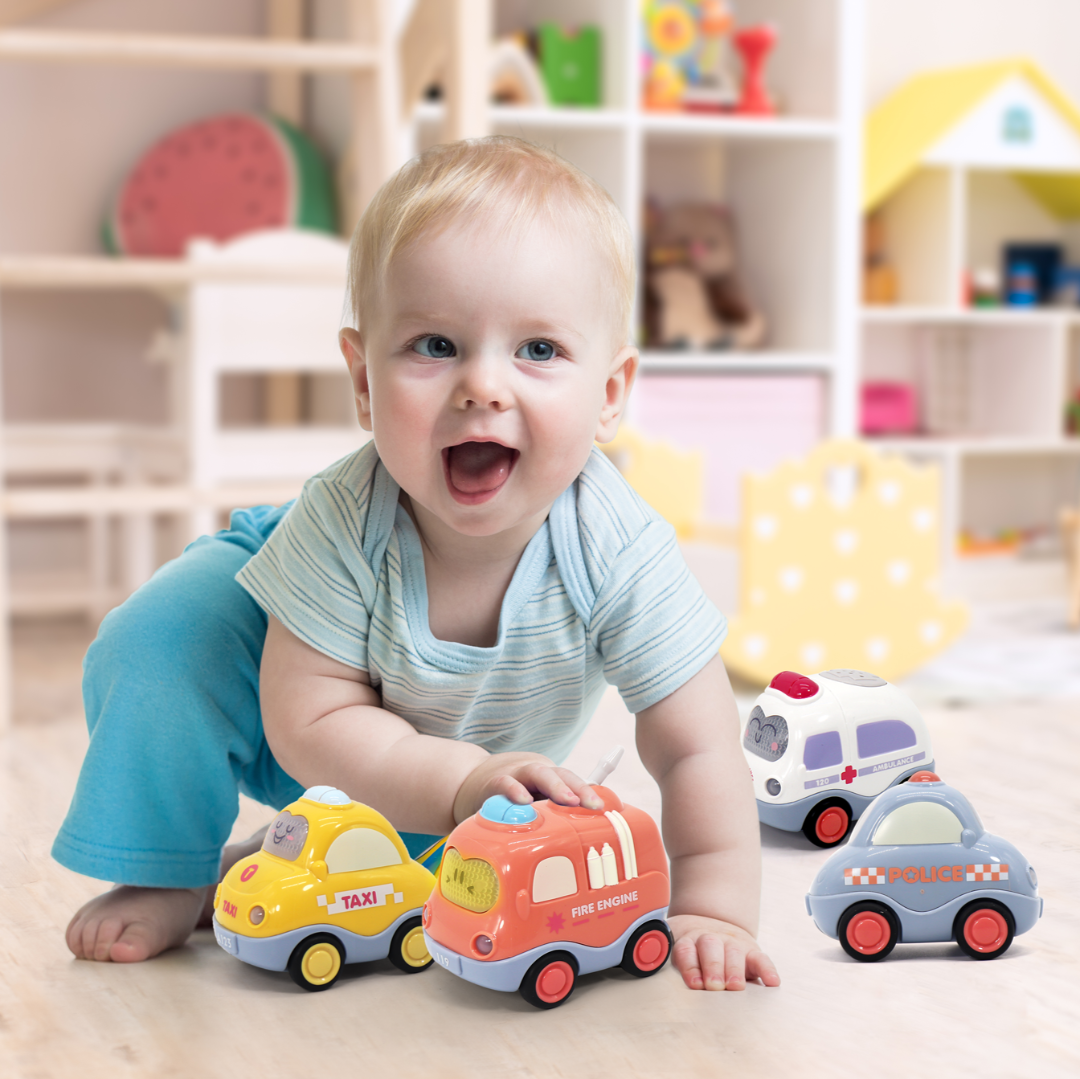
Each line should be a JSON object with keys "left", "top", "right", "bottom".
{"left": 325, "top": 828, "right": 402, "bottom": 873}
{"left": 743, "top": 706, "right": 789, "bottom": 762}
{"left": 261, "top": 810, "right": 309, "bottom": 862}
{"left": 803, "top": 731, "right": 843, "bottom": 770}
{"left": 857, "top": 719, "right": 917, "bottom": 759}
{"left": 872, "top": 802, "right": 964, "bottom": 846}
{"left": 532, "top": 856, "right": 577, "bottom": 903}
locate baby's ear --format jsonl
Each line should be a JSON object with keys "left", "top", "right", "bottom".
{"left": 340, "top": 328, "right": 373, "bottom": 431}
{"left": 595, "top": 346, "right": 638, "bottom": 444}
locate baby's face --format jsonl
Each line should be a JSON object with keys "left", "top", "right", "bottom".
{"left": 343, "top": 214, "right": 635, "bottom": 540}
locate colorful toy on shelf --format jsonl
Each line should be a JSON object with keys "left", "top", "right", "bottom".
{"left": 537, "top": 23, "right": 601, "bottom": 106}
{"left": 643, "top": 200, "right": 765, "bottom": 350}
{"left": 745, "top": 669, "right": 934, "bottom": 847}
{"left": 721, "top": 439, "right": 968, "bottom": 685}
{"left": 490, "top": 33, "right": 548, "bottom": 106}
{"left": 1004, "top": 242, "right": 1061, "bottom": 306}
{"left": 862, "top": 212, "right": 899, "bottom": 305}
{"left": 212, "top": 786, "right": 437, "bottom": 991}
{"left": 105, "top": 112, "right": 336, "bottom": 257}
{"left": 860, "top": 382, "right": 918, "bottom": 435}
{"left": 642, "top": 1, "right": 735, "bottom": 112}
{"left": 422, "top": 749, "right": 672, "bottom": 1009}
{"left": 733, "top": 24, "right": 777, "bottom": 116}
{"left": 806, "top": 771, "right": 1042, "bottom": 961}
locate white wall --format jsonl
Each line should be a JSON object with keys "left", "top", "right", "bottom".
{"left": 865, "top": 0, "right": 1080, "bottom": 109}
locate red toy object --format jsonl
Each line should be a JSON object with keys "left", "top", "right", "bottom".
{"left": 422, "top": 774, "right": 671, "bottom": 1009}
{"left": 105, "top": 113, "right": 335, "bottom": 257}
{"left": 733, "top": 24, "right": 777, "bottom": 116}
{"left": 861, "top": 381, "right": 918, "bottom": 435}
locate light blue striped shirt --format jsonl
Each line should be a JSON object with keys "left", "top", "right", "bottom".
{"left": 237, "top": 442, "right": 726, "bottom": 764}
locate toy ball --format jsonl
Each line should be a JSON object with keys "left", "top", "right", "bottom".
{"left": 806, "top": 773, "right": 1042, "bottom": 961}
{"left": 105, "top": 112, "right": 336, "bottom": 257}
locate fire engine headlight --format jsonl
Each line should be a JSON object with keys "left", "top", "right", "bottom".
{"left": 422, "top": 903, "right": 432, "bottom": 927}
{"left": 249, "top": 905, "right": 265, "bottom": 926}
{"left": 473, "top": 934, "right": 494, "bottom": 956}
{"left": 766, "top": 778, "right": 781, "bottom": 796}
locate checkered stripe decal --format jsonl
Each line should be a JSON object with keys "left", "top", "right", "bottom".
{"left": 844, "top": 867, "right": 886, "bottom": 886}
{"left": 966, "top": 864, "right": 1009, "bottom": 882}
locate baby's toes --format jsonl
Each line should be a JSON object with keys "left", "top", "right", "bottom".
{"left": 109, "top": 921, "right": 158, "bottom": 964}
{"left": 91, "top": 916, "right": 126, "bottom": 962}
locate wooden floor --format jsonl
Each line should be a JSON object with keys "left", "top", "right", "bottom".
{"left": 1, "top": 618, "right": 1077, "bottom": 1079}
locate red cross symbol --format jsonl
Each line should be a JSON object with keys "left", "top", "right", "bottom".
{"left": 841, "top": 765, "right": 858, "bottom": 784}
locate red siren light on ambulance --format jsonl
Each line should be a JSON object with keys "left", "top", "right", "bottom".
{"left": 768, "top": 670, "right": 820, "bottom": 699}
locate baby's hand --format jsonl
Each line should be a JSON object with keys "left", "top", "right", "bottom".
{"left": 668, "top": 914, "right": 781, "bottom": 991}
{"left": 453, "top": 752, "right": 602, "bottom": 823}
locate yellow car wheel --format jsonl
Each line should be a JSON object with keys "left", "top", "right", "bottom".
{"left": 287, "top": 934, "right": 345, "bottom": 992}
{"left": 388, "top": 916, "right": 433, "bottom": 974}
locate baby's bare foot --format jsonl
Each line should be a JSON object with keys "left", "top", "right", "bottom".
{"left": 65, "top": 826, "right": 270, "bottom": 963}
{"left": 65, "top": 885, "right": 207, "bottom": 963}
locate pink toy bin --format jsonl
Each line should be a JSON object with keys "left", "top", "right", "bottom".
{"left": 860, "top": 382, "right": 918, "bottom": 435}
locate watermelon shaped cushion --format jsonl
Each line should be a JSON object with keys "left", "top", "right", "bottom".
{"left": 104, "top": 113, "right": 336, "bottom": 257}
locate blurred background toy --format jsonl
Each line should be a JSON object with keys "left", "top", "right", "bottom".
{"left": 537, "top": 23, "right": 601, "bottom": 106}
{"left": 862, "top": 211, "right": 899, "bottom": 304}
{"left": 490, "top": 33, "right": 549, "bottom": 106}
{"left": 642, "top": 0, "right": 736, "bottom": 112}
{"left": 105, "top": 112, "right": 336, "bottom": 258}
{"left": 860, "top": 382, "right": 918, "bottom": 435}
{"left": 643, "top": 201, "right": 766, "bottom": 349}
{"left": 733, "top": 23, "right": 778, "bottom": 116}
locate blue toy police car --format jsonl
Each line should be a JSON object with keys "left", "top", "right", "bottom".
{"left": 806, "top": 772, "right": 1042, "bottom": 961}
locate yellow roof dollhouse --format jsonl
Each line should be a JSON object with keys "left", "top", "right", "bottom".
{"left": 865, "top": 59, "right": 1080, "bottom": 214}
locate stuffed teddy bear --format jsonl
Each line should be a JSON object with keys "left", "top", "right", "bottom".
{"left": 644, "top": 201, "right": 765, "bottom": 350}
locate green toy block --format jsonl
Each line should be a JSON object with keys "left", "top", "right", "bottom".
{"left": 538, "top": 23, "right": 601, "bottom": 106}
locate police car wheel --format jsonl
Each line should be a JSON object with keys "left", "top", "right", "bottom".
{"left": 519, "top": 951, "right": 579, "bottom": 1009}
{"left": 388, "top": 916, "right": 434, "bottom": 973}
{"left": 287, "top": 933, "right": 345, "bottom": 991}
{"left": 802, "top": 799, "right": 853, "bottom": 848}
{"left": 838, "top": 902, "right": 899, "bottom": 962}
{"left": 621, "top": 920, "right": 674, "bottom": 978}
{"left": 954, "top": 900, "right": 1015, "bottom": 960}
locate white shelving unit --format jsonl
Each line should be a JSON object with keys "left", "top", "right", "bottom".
{"left": 416, "top": 0, "right": 864, "bottom": 527}
{"left": 862, "top": 65, "right": 1080, "bottom": 598}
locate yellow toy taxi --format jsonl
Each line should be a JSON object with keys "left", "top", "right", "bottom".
{"left": 212, "top": 785, "right": 437, "bottom": 991}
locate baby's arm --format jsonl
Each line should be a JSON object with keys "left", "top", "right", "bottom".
{"left": 260, "top": 616, "right": 600, "bottom": 834}
{"left": 636, "top": 653, "right": 781, "bottom": 991}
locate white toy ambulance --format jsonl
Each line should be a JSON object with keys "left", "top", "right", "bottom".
{"left": 743, "top": 669, "right": 934, "bottom": 847}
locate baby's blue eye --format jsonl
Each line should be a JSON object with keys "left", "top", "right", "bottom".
{"left": 516, "top": 340, "right": 556, "bottom": 362}
{"left": 413, "top": 335, "right": 455, "bottom": 358}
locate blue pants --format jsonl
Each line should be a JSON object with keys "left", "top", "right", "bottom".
{"left": 52, "top": 505, "right": 441, "bottom": 888}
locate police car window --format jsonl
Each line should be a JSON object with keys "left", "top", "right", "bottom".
{"left": 872, "top": 802, "right": 964, "bottom": 846}
{"left": 857, "top": 719, "right": 917, "bottom": 758}
{"left": 262, "top": 810, "right": 309, "bottom": 862}
{"left": 803, "top": 731, "right": 843, "bottom": 770}
{"left": 743, "top": 706, "right": 788, "bottom": 762}
{"left": 325, "top": 827, "right": 402, "bottom": 873}
{"left": 532, "top": 856, "right": 577, "bottom": 903}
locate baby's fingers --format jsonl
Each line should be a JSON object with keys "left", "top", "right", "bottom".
{"left": 552, "top": 767, "right": 603, "bottom": 809}
{"left": 746, "top": 946, "right": 781, "bottom": 988}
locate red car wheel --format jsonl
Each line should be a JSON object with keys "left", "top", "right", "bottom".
{"left": 838, "top": 902, "right": 899, "bottom": 962}
{"left": 955, "top": 901, "right": 1015, "bottom": 960}
{"left": 519, "top": 952, "right": 579, "bottom": 1009}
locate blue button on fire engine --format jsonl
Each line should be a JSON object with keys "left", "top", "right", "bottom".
{"left": 479, "top": 795, "right": 538, "bottom": 824}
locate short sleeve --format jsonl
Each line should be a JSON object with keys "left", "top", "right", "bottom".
{"left": 235, "top": 477, "right": 377, "bottom": 669}
{"left": 588, "top": 519, "right": 727, "bottom": 713}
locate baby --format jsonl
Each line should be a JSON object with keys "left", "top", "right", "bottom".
{"left": 57, "top": 136, "right": 779, "bottom": 993}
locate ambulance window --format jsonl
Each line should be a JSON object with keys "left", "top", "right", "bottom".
{"left": 532, "top": 856, "right": 577, "bottom": 903}
{"left": 743, "top": 706, "right": 788, "bottom": 762}
{"left": 872, "top": 802, "right": 964, "bottom": 846}
{"left": 857, "top": 719, "right": 917, "bottom": 758}
{"left": 325, "top": 827, "right": 402, "bottom": 873}
{"left": 803, "top": 731, "right": 843, "bottom": 770}
{"left": 262, "top": 810, "right": 309, "bottom": 862}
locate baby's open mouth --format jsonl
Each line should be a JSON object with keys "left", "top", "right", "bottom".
{"left": 445, "top": 441, "right": 518, "bottom": 500}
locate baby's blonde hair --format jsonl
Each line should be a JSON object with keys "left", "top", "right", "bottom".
{"left": 347, "top": 135, "right": 636, "bottom": 347}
